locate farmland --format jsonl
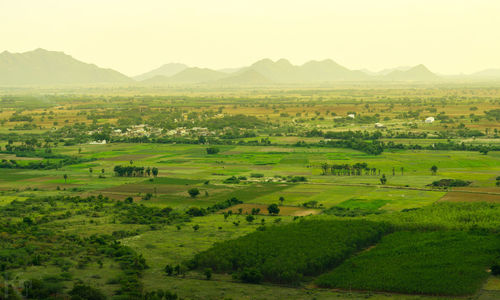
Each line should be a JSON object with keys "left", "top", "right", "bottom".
{"left": 0, "top": 86, "right": 499, "bottom": 299}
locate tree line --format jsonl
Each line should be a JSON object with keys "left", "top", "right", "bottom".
{"left": 113, "top": 165, "right": 159, "bottom": 177}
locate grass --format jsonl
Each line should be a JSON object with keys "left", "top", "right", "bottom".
{"left": 316, "top": 231, "right": 500, "bottom": 296}
{"left": 372, "top": 202, "right": 500, "bottom": 230}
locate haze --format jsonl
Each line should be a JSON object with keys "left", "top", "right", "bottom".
{"left": 1, "top": 0, "right": 500, "bottom": 76}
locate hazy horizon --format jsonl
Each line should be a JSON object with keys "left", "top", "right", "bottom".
{"left": 2, "top": 0, "right": 500, "bottom": 76}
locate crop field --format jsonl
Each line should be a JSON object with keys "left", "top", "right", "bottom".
{"left": 0, "top": 87, "right": 499, "bottom": 299}
{"left": 315, "top": 231, "right": 500, "bottom": 295}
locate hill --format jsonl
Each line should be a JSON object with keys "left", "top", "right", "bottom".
{"left": 0, "top": 48, "right": 131, "bottom": 85}
{"left": 238, "top": 58, "right": 369, "bottom": 83}
{"left": 470, "top": 69, "right": 500, "bottom": 79}
{"left": 134, "top": 63, "right": 188, "bottom": 81}
{"left": 384, "top": 64, "right": 439, "bottom": 81}
{"left": 141, "top": 67, "right": 227, "bottom": 84}
{"left": 212, "top": 69, "right": 273, "bottom": 85}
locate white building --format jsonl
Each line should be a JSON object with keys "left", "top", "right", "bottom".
{"left": 425, "top": 117, "right": 435, "bottom": 123}
{"left": 89, "top": 140, "right": 107, "bottom": 145}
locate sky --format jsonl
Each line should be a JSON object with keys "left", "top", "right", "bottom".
{"left": 1, "top": 0, "right": 500, "bottom": 76}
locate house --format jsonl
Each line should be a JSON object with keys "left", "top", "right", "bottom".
{"left": 89, "top": 140, "right": 107, "bottom": 145}
{"left": 374, "top": 123, "right": 386, "bottom": 129}
{"left": 425, "top": 117, "right": 435, "bottom": 123}
{"left": 347, "top": 114, "right": 355, "bottom": 119}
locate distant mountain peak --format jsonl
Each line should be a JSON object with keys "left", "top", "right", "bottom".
{"left": 384, "top": 64, "right": 438, "bottom": 81}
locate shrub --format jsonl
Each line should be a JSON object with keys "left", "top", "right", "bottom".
{"left": 206, "top": 147, "right": 220, "bottom": 154}
{"left": 188, "top": 188, "right": 200, "bottom": 198}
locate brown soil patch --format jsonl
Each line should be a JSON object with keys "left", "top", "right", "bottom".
{"left": 440, "top": 192, "right": 500, "bottom": 203}
{"left": 453, "top": 187, "right": 500, "bottom": 193}
{"left": 221, "top": 203, "right": 321, "bottom": 216}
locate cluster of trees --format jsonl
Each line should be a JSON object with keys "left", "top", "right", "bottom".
{"left": 117, "top": 202, "right": 185, "bottom": 225}
{"left": 306, "top": 129, "right": 382, "bottom": 140}
{"left": 0, "top": 194, "right": 152, "bottom": 299}
{"left": 189, "top": 219, "right": 390, "bottom": 285}
{"left": 321, "top": 162, "right": 379, "bottom": 176}
{"left": 113, "top": 165, "right": 159, "bottom": 177}
{"left": 321, "top": 139, "right": 384, "bottom": 155}
{"left": 429, "top": 179, "right": 471, "bottom": 187}
{"left": 0, "top": 156, "right": 94, "bottom": 170}
{"left": 185, "top": 197, "right": 244, "bottom": 217}
{"left": 201, "top": 114, "right": 265, "bottom": 129}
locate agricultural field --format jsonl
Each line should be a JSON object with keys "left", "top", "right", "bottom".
{"left": 0, "top": 87, "right": 499, "bottom": 299}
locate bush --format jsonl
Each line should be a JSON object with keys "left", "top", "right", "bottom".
{"left": 250, "top": 173, "right": 264, "bottom": 178}
{"left": 223, "top": 176, "right": 240, "bottom": 184}
{"left": 239, "top": 267, "right": 263, "bottom": 283}
{"left": 206, "top": 147, "right": 220, "bottom": 154}
{"left": 188, "top": 188, "right": 200, "bottom": 198}
{"left": 429, "top": 179, "right": 471, "bottom": 187}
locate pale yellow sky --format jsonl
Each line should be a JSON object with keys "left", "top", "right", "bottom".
{"left": 1, "top": 0, "right": 500, "bottom": 76}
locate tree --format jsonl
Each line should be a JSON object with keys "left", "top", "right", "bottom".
{"left": 267, "top": 203, "right": 280, "bottom": 215}
{"left": 479, "top": 147, "right": 489, "bottom": 155}
{"left": 69, "top": 284, "right": 106, "bottom": 300}
{"left": 63, "top": 174, "right": 68, "bottom": 183}
{"left": 491, "top": 263, "right": 500, "bottom": 276}
{"left": 101, "top": 168, "right": 105, "bottom": 175}
{"left": 188, "top": 188, "right": 200, "bottom": 198}
{"left": 279, "top": 196, "right": 285, "bottom": 205}
{"left": 152, "top": 167, "right": 159, "bottom": 177}
{"left": 89, "top": 167, "right": 93, "bottom": 176}
{"left": 401, "top": 167, "right": 404, "bottom": 176}
{"left": 165, "top": 264, "right": 174, "bottom": 276}
{"left": 380, "top": 174, "right": 387, "bottom": 185}
{"left": 204, "top": 268, "right": 212, "bottom": 280}
{"left": 321, "top": 163, "right": 329, "bottom": 175}
{"left": 246, "top": 215, "right": 255, "bottom": 223}
{"left": 193, "top": 224, "right": 200, "bottom": 231}
{"left": 431, "top": 165, "right": 438, "bottom": 175}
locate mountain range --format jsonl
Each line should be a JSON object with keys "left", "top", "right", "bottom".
{"left": 0, "top": 48, "right": 499, "bottom": 86}
{"left": 0, "top": 48, "right": 131, "bottom": 85}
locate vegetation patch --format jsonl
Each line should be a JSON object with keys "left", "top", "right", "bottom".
{"left": 336, "top": 198, "right": 389, "bottom": 211}
{"left": 429, "top": 178, "right": 472, "bottom": 187}
{"left": 189, "top": 219, "right": 390, "bottom": 284}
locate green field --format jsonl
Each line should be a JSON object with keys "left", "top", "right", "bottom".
{"left": 0, "top": 88, "right": 499, "bottom": 299}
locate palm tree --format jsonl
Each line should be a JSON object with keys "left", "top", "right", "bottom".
{"left": 63, "top": 174, "right": 68, "bottom": 183}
